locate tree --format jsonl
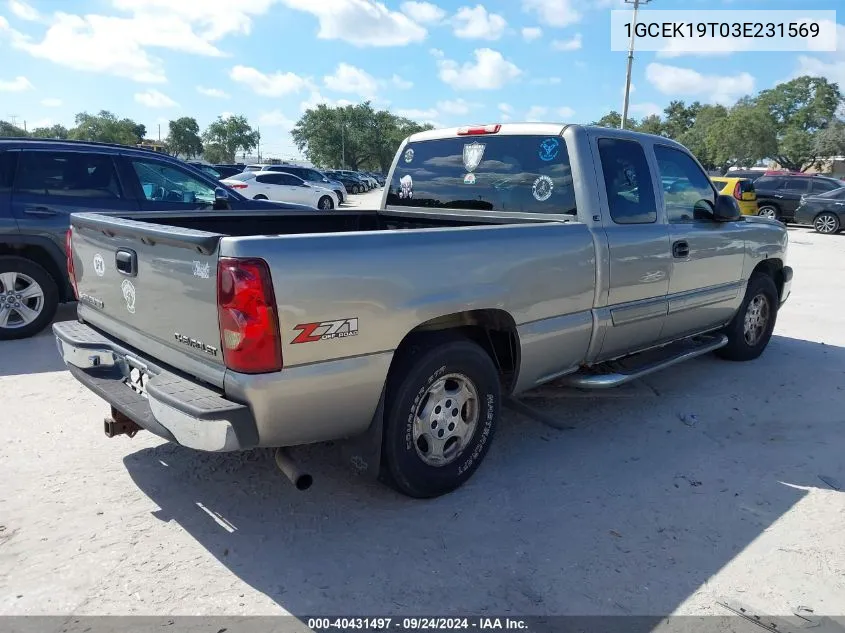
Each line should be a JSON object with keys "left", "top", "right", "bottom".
{"left": 202, "top": 115, "right": 259, "bottom": 163}
{"left": 167, "top": 117, "right": 203, "bottom": 158}
{"left": 0, "top": 120, "right": 28, "bottom": 137}
{"left": 69, "top": 110, "right": 146, "bottom": 145}
{"left": 291, "top": 102, "right": 432, "bottom": 171}
{"left": 30, "top": 124, "right": 69, "bottom": 139}
{"left": 662, "top": 100, "right": 703, "bottom": 140}
{"left": 706, "top": 103, "right": 777, "bottom": 174}
{"left": 814, "top": 119, "right": 845, "bottom": 158}
{"left": 754, "top": 76, "right": 844, "bottom": 171}
{"left": 636, "top": 114, "right": 664, "bottom": 136}
{"left": 593, "top": 111, "right": 623, "bottom": 128}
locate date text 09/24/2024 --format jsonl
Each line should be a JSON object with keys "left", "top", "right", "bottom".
{"left": 307, "top": 618, "right": 528, "bottom": 631}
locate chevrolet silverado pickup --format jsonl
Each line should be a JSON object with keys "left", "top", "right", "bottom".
{"left": 53, "top": 123, "right": 793, "bottom": 498}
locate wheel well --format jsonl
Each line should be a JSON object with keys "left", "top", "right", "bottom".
{"left": 393, "top": 309, "right": 520, "bottom": 393}
{"left": 752, "top": 258, "right": 784, "bottom": 297}
{"left": 0, "top": 242, "right": 68, "bottom": 301}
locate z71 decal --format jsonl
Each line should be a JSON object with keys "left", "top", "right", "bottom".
{"left": 292, "top": 318, "right": 359, "bottom": 344}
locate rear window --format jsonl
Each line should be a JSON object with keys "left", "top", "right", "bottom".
{"left": 817, "top": 186, "right": 845, "bottom": 199}
{"left": 386, "top": 134, "right": 576, "bottom": 215}
{"left": 226, "top": 172, "right": 255, "bottom": 181}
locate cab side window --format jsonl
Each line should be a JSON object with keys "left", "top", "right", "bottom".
{"left": 653, "top": 145, "right": 717, "bottom": 223}
{"left": 597, "top": 138, "right": 657, "bottom": 224}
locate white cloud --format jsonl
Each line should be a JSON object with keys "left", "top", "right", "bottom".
{"left": 397, "top": 107, "right": 439, "bottom": 120}
{"left": 437, "top": 48, "right": 522, "bottom": 90}
{"left": 400, "top": 1, "right": 445, "bottom": 24}
{"left": 9, "top": 0, "right": 39, "bottom": 21}
{"left": 437, "top": 98, "right": 473, "bottom": 115}
{"left": 230, "top": 65, "right": 313, "bottom": 97}
{"left": 279, "top": 0, "right": 427, "bottom": 47}
{"left": 790, "top": 23, "right": 845, "bottom": 87}
{"left": 134, "top": 89, "right": 178, "bottom": 108}
{"left": 530, "top": 76, "right": 561, "bottom": 85}
{"left": 258, "top": 110, "right": 295, "bottom": 128}
{"left": 392, "top": 74, "right": 413, "bottom": 89}
{"left": 557, "top": 106, "right": 575, "bottom": 118}
{"left": 522, "top": 26, "right": 542, "bottom": 41}
{"left": 430, "top": 47, "right": 445, "bottom": 58}
{"left": 551, "top": 33, "right": 581, "bottom": 51}
{"left": 0, "top": 75, "right": 33, "bottom": 91}
{"left": 526, "top": 106, "right": 548, "bottom": 122}
{"left": 299, "top": 90, "right": 354, "bottom": 112}
{"left": 522, "top": 0, "right": 581, "bottom": 28}
{"left": 323, "top": 62, "right": 379, "bottom": 98}
{"left": 40, "top": 97, "right": 62, "bottom": 107}
{"left": 197, "top": 86, "right": 230, "bottom": 98}
{"left": 646, "top": 62, "right": 754, "bottom": 106}
{"left": 452, "top": 5, "right": 507, "bottom": 41}
{"left": 629, "top": 102, "right": 663, "bottom": 117}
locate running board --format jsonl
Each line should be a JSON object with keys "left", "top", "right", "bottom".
{"left": 559, "top": 333, "right": 728, "bottom": 389}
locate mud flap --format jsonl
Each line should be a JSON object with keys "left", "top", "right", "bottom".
{"left": 339, "top": 386, "right": 386, "bottom": 480}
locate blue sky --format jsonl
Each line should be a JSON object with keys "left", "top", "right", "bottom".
{"left": 0, "top": 0, "right": 842, "bottom": 160}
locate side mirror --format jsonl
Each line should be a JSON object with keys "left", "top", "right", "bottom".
{"left": 213, "top": 187, "right": 230, "bottom": 210}
{"left": 713, "top": 194, "right": 741, "bottom": 222}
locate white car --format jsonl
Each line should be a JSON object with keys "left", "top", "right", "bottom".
{"left": 221, "top": 171, "right": 339, "bottom": 210}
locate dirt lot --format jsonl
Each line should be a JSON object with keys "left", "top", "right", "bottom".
{"left": 1, "top": 199, "right": 843, "bottom": 618}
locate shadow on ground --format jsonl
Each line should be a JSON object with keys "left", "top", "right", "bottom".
{"left": 120, "top": 334, "right": 844, "bottom": 616}
{"left": 0, "top": 303, "right": 76, "bottom": 377}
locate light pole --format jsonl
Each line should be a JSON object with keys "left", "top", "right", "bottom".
{"left": 621, "top": 0, "right": 651, "bottom": 130}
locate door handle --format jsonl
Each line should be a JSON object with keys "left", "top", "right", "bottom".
{"left": 24, "top": 205, "right": 58, "bottom": 216}
{"left": 672, "top": 240, "right": 690, "bottom": 259}
{"left": 773, "top": 194, "right": 784, "bottom": 198}
{"left": 115, "top": 249, "right": 137, "bottom": 277}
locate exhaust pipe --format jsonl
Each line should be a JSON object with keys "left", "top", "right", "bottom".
{"left": 274, "top": 448, "right": 313, "bottom": 491}
{"left": 104, "top": 409, "right": 142, "bottom": 438}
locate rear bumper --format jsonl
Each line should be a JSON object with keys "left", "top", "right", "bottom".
{"left": 53, "top": 320, "right": 257, "bottom": 452}
{"left": 780, "top": 266, "right": 793, "bottom": 307}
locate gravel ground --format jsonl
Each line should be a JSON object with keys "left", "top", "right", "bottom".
{"left": 1, "top": 200, "right": 843, "bottom": 619}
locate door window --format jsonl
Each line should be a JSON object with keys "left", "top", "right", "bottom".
{"left": 811, "top": 178, "right": 840, "bottom": 194}
{"left": 653, "top": 145, "right": 717, "bottom": 223}
{"left": 130, "top": 159, "right": 215, "bottom": 204}
{"left": 597, "top": 138, "right": 656, "bottom": 224}
{"left": 0, "top": 152, "right": 16, "bottom": 194}
{"left": 783, "top": 177, "right": 811, "bottom": 192}
{"left": 255, "top": 173, "right": 283, "bottom": 185}
{"left": 753, "top": 177, "right": 783, "bottom": 191}
{"left": 15, "top": 151, "right": 122, "bottom": 199}
{"left": 277, "top": 174, "right": 302, "bottom": 186}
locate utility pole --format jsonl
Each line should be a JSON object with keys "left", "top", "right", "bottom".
{"left": 621, "top": 0, "right": 651, "bottom": 130}
{"left": 257, "top": 126, "right": 261, "bottom": 162}
{"left": 158, "top": 124, "right": 161, "bottom": 142}
{"left": 341, "top": 122, "right": 345, "bottom": 169}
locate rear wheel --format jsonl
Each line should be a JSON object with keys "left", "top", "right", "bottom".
{"left": 0, "top": 256, "right": 59, "bottom": 340}
{"left": 354, "top": 185, "right": 362, "bottom": 194}
{"left": 318, "top": 195, "right": 334, "bottom": 210}
{"left": 757, "top": 205, "right": 778, "bottom": 220}
{"left": 814, "top": 212, "right": 840, "bottom": 234}
{"left": 715, "top": 273, "right": 778, "bottom": 362}
{"left": 382, "top": 336, "right": 500, "bottom": 498}
{"left": 253, "top": 194, "right": 268, "bottom": 200}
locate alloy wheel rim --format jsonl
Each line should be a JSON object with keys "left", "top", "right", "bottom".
{"left": 815, "top": 214, "right": 837, "bottom": 233}
{"left": 0, "top": 271, "right": 45, "bottom": 329}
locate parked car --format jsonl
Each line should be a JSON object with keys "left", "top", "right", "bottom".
{"left": 329, "top": 170, "right": 372, "bottom": 191}
{"left": 754, "top": 173, "right": 845, "bottom": 222}
{"left": 246, "top": 164, "right": 347, "bottom": 204}
{"left": 711, "top": 177, "right": 758, "bottom": 216}
{"left": 213, "top": 164, "right": 248, "bottom": 179}
{"left": 794, "top": 186, "right": 845, "bottom": 233}
{"left": 54, "top": 123, "right": 791, "bottom": 498}
{"left": 326, "top": 170, "right": 367, "bottom": 194}
{"left": 725, "top": 170, "right": 767, "bottom": 181}
{"left": 0, "top": 139, "right": 310, "bottom": 339}
{"left": 364, "top": 172, "right": 386, "bottom": 186}
{"left": 187, "top": 162, "right": 222, "bottom": 180}
{"left": 357, "top": 172, "right": 379, "bottom": 188}
{"left": 221, "top": 171, "right": 338, "bottom": 209}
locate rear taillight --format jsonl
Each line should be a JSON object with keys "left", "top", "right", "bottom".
{"left": 217, "top": 257, "right": 282, "bottom": 374}
{"left": 228, "top": 183, "right": 248, "bottom": 189}
{"left": 457, "top": 124, "right": 501, "bottom": 135}
{"left": 65, "top": 228, "right": 79, "bottom": 300}
{"left": 732, "top": 182, "right": 742, "bottom": 200}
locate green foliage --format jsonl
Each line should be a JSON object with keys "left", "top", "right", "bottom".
{"left": 814, "top": 119, "right": 845, "bottom": 158}
{"left": 30, "top": 124, "right": 70, "bottom": 139}
{"left": 167, "top": 117, "right": 203, "bottom": 158}
{"left": 202, "top": 115, "right": 259, "bottom": 163}
{"left": 292, "top": 101, "right": 433, "bottom": 172}
{"left": 0, "top": 120, "right": 28, "bottom": 137}
{"left": 593, "top": 111, "right": 623, "bottom": 128}
{"left": 69, "top": 110, "right": 146, "bottom": 145}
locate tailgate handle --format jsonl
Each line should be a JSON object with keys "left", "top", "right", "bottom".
{"left": 115, "top": 249, "right": 137, "bottom": 277}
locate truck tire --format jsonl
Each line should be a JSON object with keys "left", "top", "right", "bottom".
{"left": 0, "top": 256, "right": 59, "bottom": 340}
{"left": 382, "top": 336, "right": 500, "bottom": 498}
{"left": 715, "top": 273, "right": 778, "bottom": 362}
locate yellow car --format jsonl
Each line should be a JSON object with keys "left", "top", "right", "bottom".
{"left": 711, "top": 177, "right": 758, "bottom": 216}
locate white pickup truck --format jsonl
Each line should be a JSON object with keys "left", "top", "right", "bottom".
{"left": 54, "top": 123, "right": 792, "bottom": 498}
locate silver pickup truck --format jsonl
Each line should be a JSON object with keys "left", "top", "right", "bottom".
{"left": 54, "top": 123, "right": 792, "bottom": 498}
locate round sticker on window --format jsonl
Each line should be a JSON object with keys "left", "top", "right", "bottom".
{"left": 464, "top": 173, "right": 476, "bottom": 185}
{"left": 532, "top": 175, "right": 554, "bottom": 202}
{"left": 538, "top": 138, "right": 561, "bottom": 162}
{"left": 404, "top": 148, "right": 414, "bottom": 163}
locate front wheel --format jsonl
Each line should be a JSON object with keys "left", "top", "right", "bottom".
{"left": 814, "top": 212, "right": 840, "bottom": 234}
{"left": 757, "top": 205, "right": 778, "bottom": 220}
{"left": 382, "top": 337, "right": 501, "bottom": 498}
{"left": 318, "top": 195, "right": 334, "bottom": 210}
{"left": 715, "top": 273, "right": 778, "bottom": 362}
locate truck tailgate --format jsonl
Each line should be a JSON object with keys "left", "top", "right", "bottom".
{"left": 70, "top": 213, "right": 225, "bottom": 383}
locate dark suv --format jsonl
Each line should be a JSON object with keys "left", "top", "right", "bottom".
{"left": 0, "top": 139, "right": 307, "bottom": 340}
{"left": 754, "top": 173, "right": 845, "bottom": 222}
